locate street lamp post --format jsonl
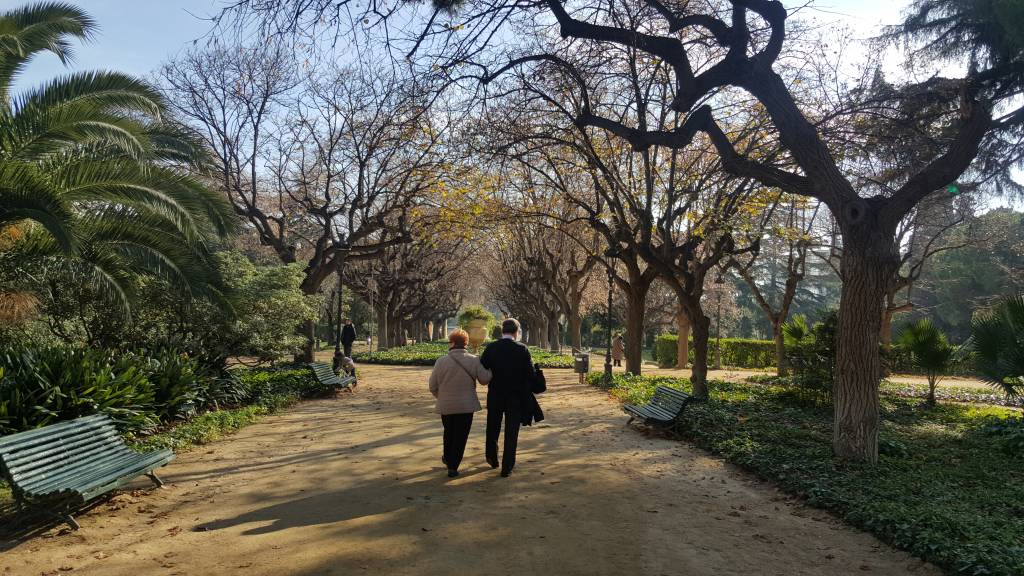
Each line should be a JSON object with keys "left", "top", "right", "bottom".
{"left": 605, "top": 265, "right": 614, "bottom": 382}
{"left": 333, "top": 244, "right": 351, "bottom": 373}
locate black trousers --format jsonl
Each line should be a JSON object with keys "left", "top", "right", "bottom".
{"left": 343, "top": 343, "right": 353, "bottom": 358}
{"left": 441, "top": 413, "right": 474, "bottom": 471}
{"left": 485, "top": 406, "right": 521, "bottom": 472}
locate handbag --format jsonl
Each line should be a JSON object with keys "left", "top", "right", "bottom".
{"left": 531, "top": 363, "right": 546, "bottom": 394}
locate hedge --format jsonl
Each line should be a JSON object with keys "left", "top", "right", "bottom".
{"left": 652, "top": 333, "right": 982, "bottom": 377}
{"left": 354, "top": 341, "right": 574, "bottom": 368}
{"left": 653, "top": 334, "right": 776, "bottom": 369}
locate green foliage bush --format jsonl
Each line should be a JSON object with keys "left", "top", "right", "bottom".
{"left": 0, "top": 346, "right": 159, "bottom": 434}
{"left": 590, "top": 373, "right": 1024, "bottom": 576}
{"left": 0, "top": 343, "right": 328, "bottom": 436}
{"left": 653, "top": 334, "right": 775, "bottom": 369}
{"left": 354, "top": 341, "right": 573, "bottom": 368}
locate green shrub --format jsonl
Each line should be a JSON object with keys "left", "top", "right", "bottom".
{"left": 0, "top": 346, "right": 158, "bottom": 434}
{"left": 653, "top": 333, "right": 775, "bottom": 369}
{"left": 354, "top": 341, "right": 573, "bottom": 368}
{"left": 971, "top": 294, "right": 1024, "bottom": 396}
{"left": 591, "top": 373, "right": 1024, "bottom": 576}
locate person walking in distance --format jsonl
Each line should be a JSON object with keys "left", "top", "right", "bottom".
{"left": 341, "top": 319, "right": 356, "bottom": 358}
{"left": 611, "top": 334, "right": 624, "bottom": 368}
{"left": 479, "top": 318, "right": 536, "bottom": 477}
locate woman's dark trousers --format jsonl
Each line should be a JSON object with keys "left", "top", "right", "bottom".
{"left": 441, "top": 413, "right": 474, "bottom": 471}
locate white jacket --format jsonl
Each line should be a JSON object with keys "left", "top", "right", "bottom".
{"left": 428, "top": 349, "right": 492, "bottom": 415}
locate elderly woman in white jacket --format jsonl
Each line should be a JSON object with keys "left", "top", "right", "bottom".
{"left": 429, "top": 329, "right": 492, "bottom": 477}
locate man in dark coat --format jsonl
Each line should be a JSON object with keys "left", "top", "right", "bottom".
{"left": 479, "top": 318, "right": 536, "bottom": 477}
{"left": 341, "top": 319, "right": 357, "bottom": 358}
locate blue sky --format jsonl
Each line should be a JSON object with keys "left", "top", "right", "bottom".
{"left": 11, "top": 0, "right": 909, "bottom": 91}
{"left": 13, "top": 0, "right": 223, "bottom": 89}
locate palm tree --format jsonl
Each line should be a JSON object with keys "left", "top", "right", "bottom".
{"left": 0, "top": 2, "right": 234, "bottom": 316}
{"left": 896, "top": 319, "right": 955, "bottom": 406}
{"left": 971, "top": 295, "right": 1024, "bottom": 398}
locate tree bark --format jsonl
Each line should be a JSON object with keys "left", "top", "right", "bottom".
{"left": 537, "top": 316, "right": 549, "bottom": 350}
{"left": 676, "top": 308, "right": 690, "bottom": 370}
{"left": 624, "top": 286, "right": 648, "bottom": 374}
{"left": 298, "top": 319, "right": 316, "bottom": 363}
{"left": 376, "top": 307, "right": 388, "bottom": 351}
{"left": 567, "top": 312, "right": 583, "bottom": 351}
{"left": 548, "top": 314, "right": 561, "bottom": 352}
{"left": 773, "top": 323, "right": 788, "bottom": 377}
{"left": 690, "top": 312, "right": 712, "bottom": 398}
{"left": 833, "top": 227, "right": 899, "bottom": 463}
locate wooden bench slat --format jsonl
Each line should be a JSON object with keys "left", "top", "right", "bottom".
{"left": 623, "top": 385, "right": 694, "bottom": 428}
{"left": 0, "top": 414, "right": 175, "bottom": 528}
{"left": 7, "top": 441, "right": 130, "bottom": 488}
{"left": 24, "top": 449, "right": 167, "bottom": 497}
{"left": 0, "top": 415, "right": 114, "bottom": 452}
{"left": 4, "top": 427, "right": 123, "bottom": 469}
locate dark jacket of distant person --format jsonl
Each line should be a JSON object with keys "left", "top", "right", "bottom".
{"left": 341, "top": 323, "right": 357, "bottom": 346}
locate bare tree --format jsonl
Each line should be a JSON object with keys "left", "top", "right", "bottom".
{"left": 162, "top": 44, "right": 446, "bottom": 359}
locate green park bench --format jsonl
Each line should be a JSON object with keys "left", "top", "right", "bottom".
{"left": 308, "top": 362, "right": 356, "bottom": 392}
{"left": 624, "top": 385, "right": 695, "bottom": 428}
{"left": 0, "top": 414, "right": 174, "bottom": 530}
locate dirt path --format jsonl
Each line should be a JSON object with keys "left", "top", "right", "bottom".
{"left": 2, "top": 365, "right": 937, "bottom": 576}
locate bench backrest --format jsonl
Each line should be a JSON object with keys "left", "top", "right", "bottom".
{"left": 309, "top": 362, "right": 342, "bottom": 385}
{"left": 649, "top": 386, "right": 691, "bottom": 415}
{"left": 0, "top": 414, "right": 128, "bottom": 496}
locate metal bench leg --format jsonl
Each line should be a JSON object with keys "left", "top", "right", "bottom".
{"left": 626, "top": 416, "right": 634, "bottom": 426}
{"left": 64, "top": 514, "right": 81, "bottom": 531}
{"left": 146, "top": 472, "right": 165, "bottom": 488}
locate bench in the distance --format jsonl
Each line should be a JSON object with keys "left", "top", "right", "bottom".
{"left": 0, "top": 414, "right": 173, "bottom": 529}
{"left": 309, "top": 362, "right": 356, "bottom": 392}
{"left": 624, "top": 385, "right": 694, "bottom": 428}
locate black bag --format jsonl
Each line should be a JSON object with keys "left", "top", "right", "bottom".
{"left": 531, "top": 363, "right": 546, "bottom": 394}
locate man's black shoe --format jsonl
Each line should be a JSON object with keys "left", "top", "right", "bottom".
{"left": 447, "top": 469, "right": 459, "bottom": 478}
{"left": 500, "top": 469, "right": 511, "bottom": 477}
{"left": 486, "top": 454, "right": 499, "bottom": 469}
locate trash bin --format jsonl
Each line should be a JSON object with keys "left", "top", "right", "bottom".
{"left": 574, "top": 354, "right": 590, "bottom": 374}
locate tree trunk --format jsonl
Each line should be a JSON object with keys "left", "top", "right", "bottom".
{"left": 376, "top": 307, "right": 388, "bottom": 351}
{"left": 690, "top": 312, "right": 712, "bottom": 398}
{"left": 833, "top": 229, "right": 898, "bottom": 463}
{"left": 568, "top": 312, "right": 583, "bottom": 351}
{"left": 773, "top": 322, "right": 788, "bottom": 377}
{"left": 548, "top": 314, "right": 560, "bottom": 352}
{"left": 537, "top": 316, "right": 549, "bottom": 350}
{"left": 624, "top": 287, "right": 647, "bottom": 375}
{"left": 297, "top": 319, "right": 316, "bottom": 363}
{"left": 676, "top": 308, "right": 690, "bottom": 370}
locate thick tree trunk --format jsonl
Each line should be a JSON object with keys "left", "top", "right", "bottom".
{"left": 537, "top": 316, "right": 549, "bottom": 350}
{"left": 568, "top": 312, "right": 583, "bottom": 351}
{"left": 548, "top": 314, "right": 560, "bottom": 352}
{"left": 624, "top": 286, "right": 647, "bottom": 375}
{"left": 676, "top": 308, "right": 690, "bottom": 370}
{"left": 376, "top": 308, "right": 388, "bottom": 351}
{"left": 773, "top": 323, "right": 788, "bottom": 377}
{"left": 833, "top": 229, "right": 899, "bottom": 463}
{"left": 690, "top": 312, "right": 712, "bottom": 398}
{"left": 298, "top": 319, "right": 316, "bottom": 363}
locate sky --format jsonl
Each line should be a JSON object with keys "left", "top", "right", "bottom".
{"left": 11, "top": 0, "right": 910, "bottom": 91}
